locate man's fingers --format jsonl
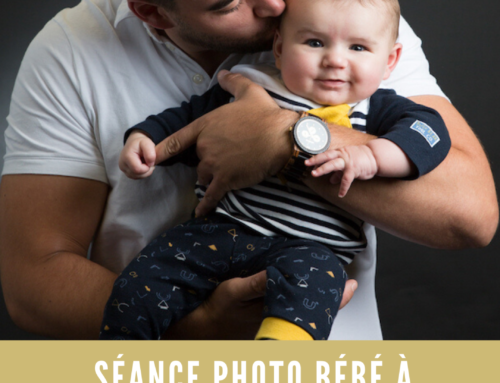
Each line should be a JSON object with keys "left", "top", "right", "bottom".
{"left": 339, "top": 279, "right": 357, "bottom": 310}
{"left": 155, "top": 122, "right": 200, "bottom": 164}
{"left": 217, "top": 69, "right": 261, "bottom": 100}
{"left": 195, "top": 179, "right": 228, "bottom": 217}
{"left": 228, "top": 271, "right": 267, "bottom": 302}
{"left": 196, "top": 162, "right": 213, "bottom": 187}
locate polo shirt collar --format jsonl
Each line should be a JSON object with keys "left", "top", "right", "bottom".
{"left": 115, "top": 0, "right": 135, "bottom": 27}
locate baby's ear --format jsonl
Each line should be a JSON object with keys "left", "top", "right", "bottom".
{"left": 273, "top": 29, "right": 284, "bottom": 69}
{"left": 383, "top": 43, "right": 403, "bottom": 80}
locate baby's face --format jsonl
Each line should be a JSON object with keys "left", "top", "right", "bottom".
{"left": 274, "top": 0, "right": 401, "bottom": 105}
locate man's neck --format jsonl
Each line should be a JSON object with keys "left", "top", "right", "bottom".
{"left": 160, "top": 30, "right": 230, "bottom": 77}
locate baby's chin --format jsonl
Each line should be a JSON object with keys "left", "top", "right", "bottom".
{"left": 307, "top": 91, "right": 358, "bottom": 106}
{"left": 285, "top": 86, "right": 357, "bottom": 106}
{"left": 310, "top": 96, "right": 354, "bottom": 106}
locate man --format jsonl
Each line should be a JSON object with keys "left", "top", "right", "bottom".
{"left": 0, "top": 0, "right": 497, "bottom": 340}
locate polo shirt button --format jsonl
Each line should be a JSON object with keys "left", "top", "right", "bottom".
{"left": 192, "top": 74, "right": 204, "bottom": 84}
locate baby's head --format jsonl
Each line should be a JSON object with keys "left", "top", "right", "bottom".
{"left": 274, "top": 0, "right": 402, "bottom": 105}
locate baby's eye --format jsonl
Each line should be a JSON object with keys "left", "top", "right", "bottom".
{"left": 350, "top": 45, "right": 366, "bottom": 51}
{"left": 306, "top": 39, "right": 323, "bottom": 48}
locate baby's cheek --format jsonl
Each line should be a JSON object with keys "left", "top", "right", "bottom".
{"left": 281, "top": 64, "right": 314, "bottom": 99}
{"left": 356, "top": 72, "right": 384, "bottom": 100}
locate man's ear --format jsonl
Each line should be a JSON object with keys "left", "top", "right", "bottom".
{"left": 383, "top": 42, "right": 403, "bottom": 80}
{"left": 273, "top": 29, "right": 284, "bottom": 70}
{"left": 128, "top": 0, "right": 175, "bottom": 30}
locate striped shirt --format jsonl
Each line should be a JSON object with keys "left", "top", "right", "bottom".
{"left": 195, "top": 174, "right": 366, "bottom": 263}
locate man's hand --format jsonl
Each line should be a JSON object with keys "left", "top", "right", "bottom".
{"left": 165, "top": 271, "right": 357, "bottom": 340}
{"left": 119, "top": 131, "right": 156, "bottom": 179}
{"left": 154, "top": 70, "right": 299, "bottom": 217}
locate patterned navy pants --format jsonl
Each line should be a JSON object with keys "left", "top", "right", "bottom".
{"left": 100, "top": 214, "right": 347, "bottom": 340}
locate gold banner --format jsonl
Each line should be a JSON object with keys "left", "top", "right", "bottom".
{"left": 0, "top": 341, "right": 498, "bottom": 382}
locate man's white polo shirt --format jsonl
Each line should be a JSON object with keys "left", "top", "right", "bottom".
{"left": 3, "top": 0, "right": 446, "bottom": 340}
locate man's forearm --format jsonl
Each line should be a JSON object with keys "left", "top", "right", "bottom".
{"left": 2, "top": 252, "right": 117, "bottom": 339}
{"left": 304, "top": 162, "right": 467, "bottom": 248}
{"left": 0, "top": 175, "right": 116, "bottom": 339}
{"left": 304, "top": 96, "right": 498, "bottom": 249}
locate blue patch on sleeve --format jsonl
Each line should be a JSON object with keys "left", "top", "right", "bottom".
{"left": 409, "top": 120, "right": 440, "bottom": 147}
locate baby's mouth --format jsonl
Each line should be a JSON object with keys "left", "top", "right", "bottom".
{"left": 316, "top": 79, "right": 347, "bottom": 88}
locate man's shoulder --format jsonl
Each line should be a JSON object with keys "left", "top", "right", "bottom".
{"left": 17, "top": 0, "right": 126, "bottom": 79}
{"left": 28, "top": 0, "right": 145, "bottom": 81}
{"left": 50, "top": 0, "right": 127, "bottom": 41}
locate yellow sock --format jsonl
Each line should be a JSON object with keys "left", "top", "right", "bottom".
{"left": 255, "top": 317, "right": 313, "bottom": 340}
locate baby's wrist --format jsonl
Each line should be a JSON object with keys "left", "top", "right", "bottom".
{"left": 129, "top": 129, "right": 152, "bottom": 140}
{"left": 123, "top": 128, "right": 153, "bottom": 145}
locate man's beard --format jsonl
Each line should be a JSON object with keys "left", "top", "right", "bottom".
{"left": 174, "top": 19, "right": 278, "bottom": 53}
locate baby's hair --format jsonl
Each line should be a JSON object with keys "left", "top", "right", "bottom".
{"left": 281, "top": 0, "right": 401, "bottom": 42}
{"left": 356, "top": 0, "right": 401, "bottom": 41}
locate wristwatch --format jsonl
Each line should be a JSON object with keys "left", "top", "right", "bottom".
{"left": 278, "top": 111, "right": 331, "bottom": 182}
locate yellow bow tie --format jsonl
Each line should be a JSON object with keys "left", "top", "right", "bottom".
{"left": 308, "top": 104, "right": 352, "bottom": 129}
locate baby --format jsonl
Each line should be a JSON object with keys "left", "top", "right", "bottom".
{"left": 100, "top": 0, "right": 450, "bottom": 340}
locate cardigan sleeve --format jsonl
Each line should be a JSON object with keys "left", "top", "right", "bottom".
{"left": 365, "top": 89, "right": 451, "bottom": 179}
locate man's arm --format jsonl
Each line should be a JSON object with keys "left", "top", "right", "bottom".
{"left": 0, "top": 175, "right": 114, "bottom": 339}
{"left": 306, "top": 95, "right": 498, "bottom": 249}
{"left": 0, "top": 175, "right": 356, "bottom": 339}
{"left": 0, "top": 174, "right": 263, "bottom": 339}
{"left": 155, "top": 72, "right": 498, "bottom": 249}
{"left": 0, "top": 174, "right": 265, "bottom": 339}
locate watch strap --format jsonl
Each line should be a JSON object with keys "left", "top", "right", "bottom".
{"left": 278, "top": 112, "right": 326, "bottom": 183}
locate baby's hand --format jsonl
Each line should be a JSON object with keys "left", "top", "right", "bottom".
{"left": 306, "top": 145, "right": 378, "bottom": 198}
{"left": 119, "top": 131, "right": 156, "bottom": 179}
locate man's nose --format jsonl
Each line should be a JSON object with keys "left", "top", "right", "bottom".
{"left": 253, "top": 0, "right": 285, "bottom": 18}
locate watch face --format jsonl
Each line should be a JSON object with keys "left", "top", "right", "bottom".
{"left": 294, "top": 116, "right": 331, "bottom": 154}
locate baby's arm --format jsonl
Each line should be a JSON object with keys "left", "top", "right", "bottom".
{"left": 119, "top": 84, "right": 233, "bottom": 179}
{"left": 308, "top": 89, "right": 451, "bottom": 197}
{"left": 308, "top": 138, "right": 413, "bottom": 197}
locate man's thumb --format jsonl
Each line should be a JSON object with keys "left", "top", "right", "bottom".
{"left": 217, "top": 69, "right": 253, "bottom": 99}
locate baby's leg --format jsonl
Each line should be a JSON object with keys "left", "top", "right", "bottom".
{"left": 256, "top": 240, "right": 347, "bottom": 340}
{"left": 100, "top": 216, "right": 237, "bottom": 340}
